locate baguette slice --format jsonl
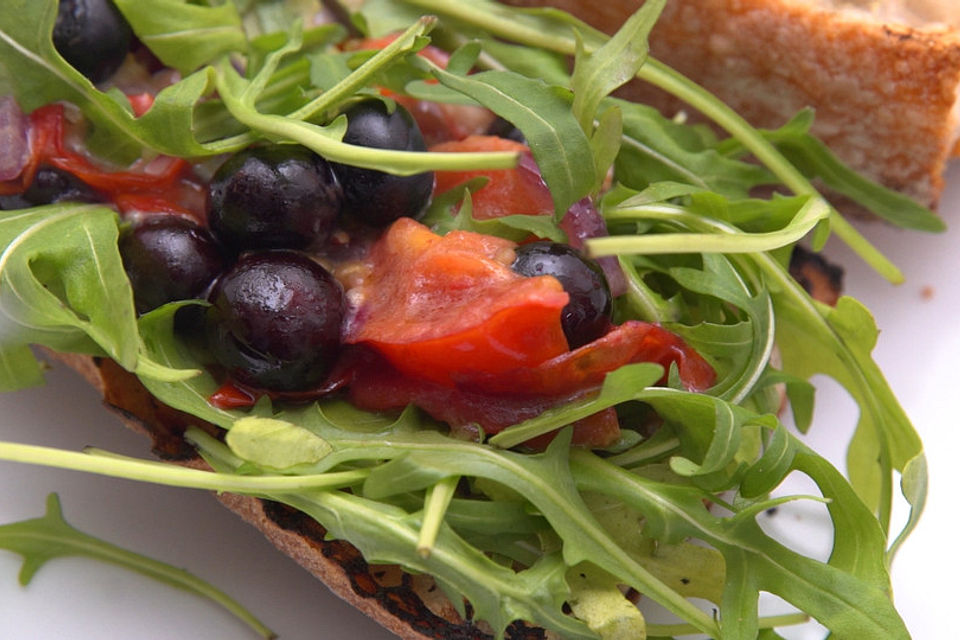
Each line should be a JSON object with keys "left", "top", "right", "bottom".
{"left": 25, "top": 2, "right": 917, "bottom": 639}
{"left": 505, "top": 0, "right": 960, "bottom": 208}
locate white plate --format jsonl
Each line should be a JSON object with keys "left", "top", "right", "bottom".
{"left": 1, "top": 166, "right": 956, "bottom": 640}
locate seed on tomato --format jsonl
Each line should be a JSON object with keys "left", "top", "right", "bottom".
{"left": 119, "top": 216, "right": 226, "bottom": 315}
{"left": 53, "top": 0, "right": 133, "bottom": 84}
{"left": 207, "top": 144, "right": 343, "bottom": 253}
{"left": 205, "top": 251, "right": 344, "bottom": 391}
{"left": 332, "top": 100, "right": 434, "bottom": 226}
{"left": 511, "top": 241, "right": 613, "bottom": 349}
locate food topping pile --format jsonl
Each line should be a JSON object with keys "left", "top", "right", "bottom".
{"left": 0, "top": 1, "right": 940, "bottom": 638}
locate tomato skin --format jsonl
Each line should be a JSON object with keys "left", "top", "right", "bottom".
{"left": 431, "top": 136, "right": 554, "bottom": 219}
{"left": 343, "top": 217, "right": 571, "bottom": 386}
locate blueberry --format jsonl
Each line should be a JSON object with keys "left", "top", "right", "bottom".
{"left": 332, "top": 100, "right": 434, "bottom": 226}
{"left": 0, "top": 167, "right": 102, "bottom": 210}
{"left": 205, "top": 251, "right": 344, "bottom": 391}
{"left": 119, "top": 216, "right": 226, "bottom": 315}
{"left": 512, "top": 241, "right": 612, "bottom": 349}
{"left": 207, "top": 144, "right": 343, "bottom": 254}
{"left": 53, "top": 0, "right": 133, "bottom": 84}
{"left": 485, "top": 116, "right": 525, "bottom": 143}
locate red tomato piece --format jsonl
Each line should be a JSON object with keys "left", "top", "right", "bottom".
{"left": 431, "top": 136, "right": 554, "bottom": 219}
{"left": 340, "top": 219, "right": 716, "bottom": 449}
{"left": 209, "top": 382, "right": 258, "bottom": 409}
{"left": 126, "top": 92, "right": 155, "bottom": 117}
{"left": 347, "top": 35, "right": 451, "bottom": 69}
{"left": 456, "top": 320, "right": 716, "bottom": 396}
{"left": 346, "top": 348, "right": 622, "bottom": 448}
{"left": 342, "top": 218, "right": 571, "bottom": 386}
{"left": 0, "top": 104, "right": 200, "bottom": 217}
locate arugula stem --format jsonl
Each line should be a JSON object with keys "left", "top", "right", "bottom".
{"left": 289, "top": 17, "right": 434, "bottom": 122}
{"left": 216, "top": 69, "right": 518, "bottom": 173}
{"left": 67, "top": 531, "right": 276, "bottom": 638}
{"left": 0, "top": 441, "right": 369, "bottom": 493}
{"left": 402, "top": 0, "right": 575, "bottom": 54}
{"left": 589, "top": 197, "right": 828, "bottom": 256}
{"left": 417, "top": 475, "right": 460, "bottom": 558}
{"left": 0, "top": 495, "right": 275, "bottom": 639}
{"left": 606, "top": 435, "right": 680, "bottom": 468}
{"left": 635, "top": 60, "right": 903, "bottom": 283}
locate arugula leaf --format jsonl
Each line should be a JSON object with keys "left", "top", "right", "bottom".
{"left": 192, "top": 431, "right": 598, "bottom": 640}
{"left": 215, "top": 20, "right": 519, "bottom": 174}
{"left": 573, "top": 441, "right": 909, "bottom": 640}
{"left": 136, "top": 304, "right": 242, "bottom": 430}
{"left": 0, "top": 205, "right": 191, "bottom": 390}
{"left": 613, "top": 100, "right": 774, "bottom": 197}
{"left": 427, "top": 65, "right": 595, "bottom": 215}
{"left": 566, "top": 564, "right": 647, "bottom": 640}
{"left": 569, "top": 0, "right": 662, "bottom": 133}
{"left": 772, "top": 286, "right": 921, "bottom": 527}
{"left": 422, "top": 185, "right": 567, "bottom": 241}
{"left": 226, "top": 417, "right": 333, "bottom": 470}
{"left": 0, "top": 0, "right": 233, "bottom": 162}
{"left": 350, "top": 0, "right": 430, "bottom": 38}
{"left": 0, "top": 493, "right": 275, "bottom": 638}
{"left": 489, "top": 364, "right": 665, "bottom": 449}
{"left": 717, "top": 110, "right": 945, "bottom": 233}
{"left": 478, "top": 39, "right": 571, "bottom": 87}
{"left": 113, "top": 0, "right": 247, "bottom": 74}
{"left": 569, "top": 0, "right": 663, "bottom": 190}
{"left": 0, "top": 342, "right": 43, "bottom": 392}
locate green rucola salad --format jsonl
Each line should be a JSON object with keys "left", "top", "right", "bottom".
{"left": 0, "top": 0, "right": 940, "bottom": 638}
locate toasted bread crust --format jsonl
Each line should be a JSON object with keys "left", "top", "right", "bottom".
{"left": 505, "top": 0, "right": 960, "bottom": 207}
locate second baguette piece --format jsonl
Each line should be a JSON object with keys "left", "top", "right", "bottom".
{"left": 506, "top": 0, "right": 960, "bottom": 208}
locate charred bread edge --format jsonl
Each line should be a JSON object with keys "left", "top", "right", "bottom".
{"left": 504, "top": 0, "right": 960, "bottom": 208}
{"left": 42, "top": 349, "right": 555, "bottom": 640}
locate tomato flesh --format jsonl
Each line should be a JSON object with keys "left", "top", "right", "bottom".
{"left": 341, "top": 219, "right": 716, "bottom": 447}
{"left": 343, "top": 217, "right": 571, "bottom": 386}
{"left": 431, "top": 136, "right": 554, "bottom": 219}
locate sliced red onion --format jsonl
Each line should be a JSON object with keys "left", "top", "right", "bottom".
{"left": 0, "top": 96, "right": 30, "bottom": 182}
{"left": 560, "top": 197, "right": 628, "bottom": 297}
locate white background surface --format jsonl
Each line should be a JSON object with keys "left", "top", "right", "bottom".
{"left": 1, "top": 165, "right": 957, "bottom": 639}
